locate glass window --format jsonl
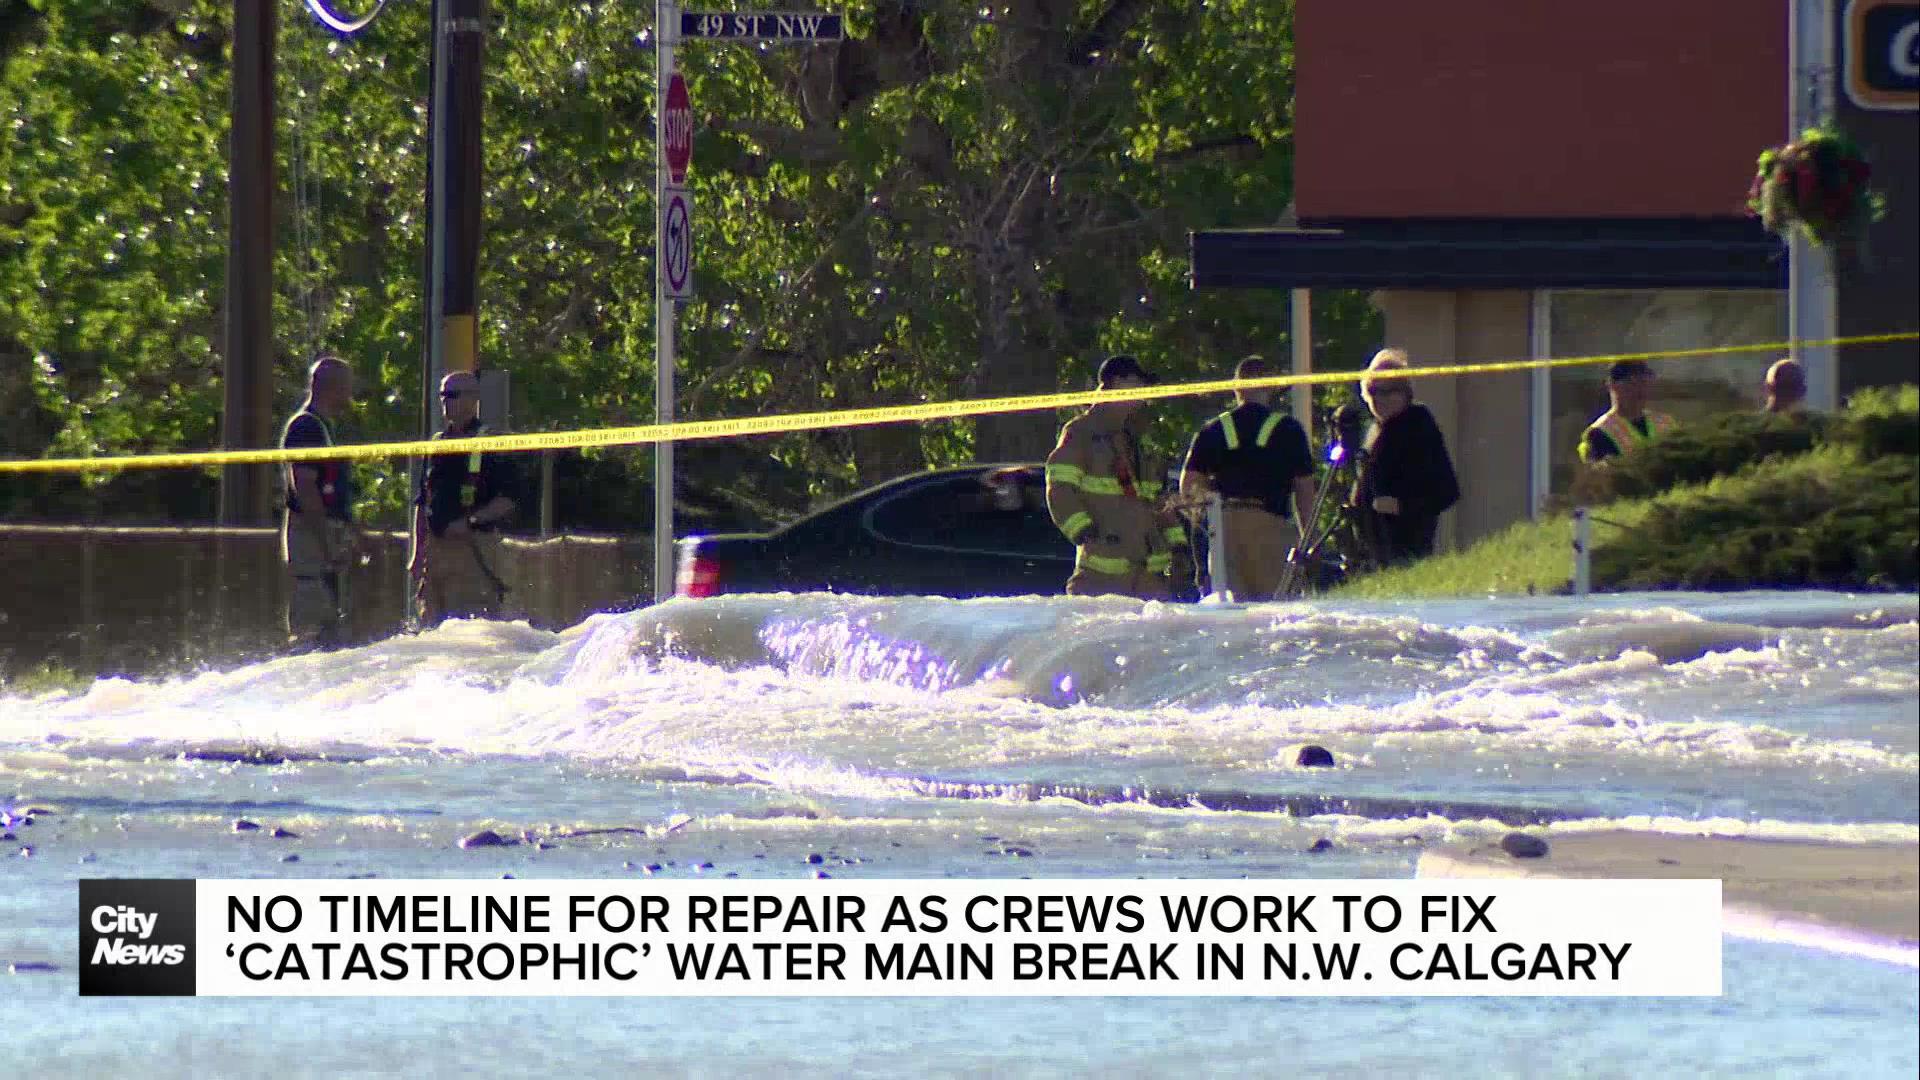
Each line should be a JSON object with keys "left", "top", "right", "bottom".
{"left": 865, "top": 470, "right": 1071, "bottom": 559}
{"left": 1545, "top": 289, "right": 1788, "bottom": 496}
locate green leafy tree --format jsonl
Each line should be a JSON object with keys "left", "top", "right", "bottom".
{"left": 2, "top": 0, "right": 1378, "bottom": 527}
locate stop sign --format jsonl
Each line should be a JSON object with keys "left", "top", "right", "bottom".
{"left": 664, "top": 71, "right": 692, "bottom": 184}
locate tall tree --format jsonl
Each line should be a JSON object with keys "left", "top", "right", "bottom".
{"left": 2, "top": 1, "right": 1374, "bottom": 524}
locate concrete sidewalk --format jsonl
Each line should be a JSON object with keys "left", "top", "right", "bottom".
{"left": 1419, "top": 831, "right": 1919, "bottom": 967}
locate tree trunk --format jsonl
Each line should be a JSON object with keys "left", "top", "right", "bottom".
{"left": 971, "top": 254, "right": 1060, "bottom": 464}
{"left": 850, "top": 422, "right": 925, "bottom": 488}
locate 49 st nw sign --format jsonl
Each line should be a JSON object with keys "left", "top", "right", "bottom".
{"left": 679, "top": 10, "right": 844, "bottom": 42}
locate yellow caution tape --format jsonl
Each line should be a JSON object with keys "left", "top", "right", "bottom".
{"left": 1, "top": 332, "right": 1913, "bottom": 475}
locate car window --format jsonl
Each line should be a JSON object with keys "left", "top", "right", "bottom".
{"left": 865, "top": 472, "right": 1071, "bottom": 559}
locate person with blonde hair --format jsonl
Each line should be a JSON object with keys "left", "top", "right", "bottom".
{"left": 1349, "top": 348, "right": 1459, "bottom": 566}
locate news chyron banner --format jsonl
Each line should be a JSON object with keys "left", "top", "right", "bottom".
{"left": 80, "top": 879, "right": 1721, "bottom": 997}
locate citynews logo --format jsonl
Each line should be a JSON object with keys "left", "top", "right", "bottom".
{"left": 79, "top": 880, "right": 196, "bottom": 996}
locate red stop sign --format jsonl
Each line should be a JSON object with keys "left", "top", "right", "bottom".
{"left": 664, "top": 72, "right": 692, "bottom": 184}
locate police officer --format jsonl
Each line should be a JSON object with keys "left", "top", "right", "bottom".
{"left": 409, "top": 371, "right": 521, "bottom": 627}
{"left": 280, "top": 354, "right": 375, "bottom": 651}
{"left": 1045, "top": 355, "right": 1188, "bottom": 599}
{"left": 1178, "top": 356, "right": 1316, "bottom": 600}
{"left": 1580, "top": 360, "right": 1677, "bottom": 464}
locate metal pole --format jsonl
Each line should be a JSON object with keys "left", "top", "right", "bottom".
{"left": 1571, "top": 506, "right": 1592, "bottom": 596}
{"left": 445, "top": 0, "right": 485, "bottom": 383}
{"left": 1789, "top": 0, "right": 1838, "bottom": 410}
{"left": 429, "top": 0, "right": 485, "bottom": 395}
{"left": 1289, "top": 288, "right": 1312, "bottom": 441}
{"left": 1207, "top": 493, "right": 1229, "bottom": 601}
{"left": 413, "top": 0, "right": 485, "bottom": 612}
{"left": 425, "top": 0, "right": 448, "bottom": 436}
{"left": 221, "top": 0, "right": 275, "bottom": 526}
{"left": 653, "top": 1, "right": 678, "bottom": 602}
{"left": 1528, "top": 289, "right": 1553, "bottom": 519}
{"left": 539, "top": 450, "right": 556, "bottom": 538}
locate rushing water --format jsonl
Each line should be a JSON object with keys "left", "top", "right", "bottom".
{"left": 4, "top": 590, "right": 1917, "bottom": 1077}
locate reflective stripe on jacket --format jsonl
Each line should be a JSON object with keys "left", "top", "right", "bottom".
{"left": 1046, "top": 408, "right": 1185, "bottom": 575}
{"left": 1217, "top": 409, "right": 1288, "bottom": 452}
{"left": 1579, "top": 411, "right": 1676, "bottom": 462}
{"left": 432, "top": 426, "right": 489, "bottom": 509}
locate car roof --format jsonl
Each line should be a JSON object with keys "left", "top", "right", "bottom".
{"left": 770, "top": 462, "right": 1043, "bottom": 537}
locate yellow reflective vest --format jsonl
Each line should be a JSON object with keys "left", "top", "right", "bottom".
{"left": 1045, "top": 408, "right": 1186, "bottom": 577}
{"left": 433, "top": 425, "right": 489, "bottom": 510}
{"left": 1579, "top": 410, "right": 1676, "bottom": 463}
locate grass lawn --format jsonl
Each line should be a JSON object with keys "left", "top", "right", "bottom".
{"left": 1333, "top": 503, "right": 1652, "bottom": 599}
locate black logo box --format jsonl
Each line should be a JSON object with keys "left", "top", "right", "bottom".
{"left": 78, "top": 879, "right": 197, "bottom": 997}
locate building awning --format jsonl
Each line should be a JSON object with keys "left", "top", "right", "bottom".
{"left": 1190, "top": 218, "right": 1787, "bottom": 290}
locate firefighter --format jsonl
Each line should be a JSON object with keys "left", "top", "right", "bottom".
{"left": 1045, "top": 355, "right": 1188, "bottom": 599}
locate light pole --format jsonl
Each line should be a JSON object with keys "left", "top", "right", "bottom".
{"left": 220, "top": 0, "right": 277, "bottom": 527}
{"left": 1789, "top": 0, "right": 1839, "bottom": 410}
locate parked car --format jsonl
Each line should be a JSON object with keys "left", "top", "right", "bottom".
{"left": 675, "top": 465, "right": 1076, "bottom": 598}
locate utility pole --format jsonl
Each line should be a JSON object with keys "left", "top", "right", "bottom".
{"left": 412, "top": 0, "right": 487, "bottom": 612}
{"left": 220, "top": 0, "right": 276, "bottom": 526}
{"left": 425, "top": 0, "right": 487, "bottom": 413}
{"left": 1789, "top": 0, "right": 1838, "bottom": 410}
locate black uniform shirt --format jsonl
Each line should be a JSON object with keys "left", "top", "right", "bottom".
{"left": 414, "top": 420, "right": 521, "bottom": 536}
{"left": 282, "top": 410, "right": 353, "bottom": 521}
{"left": 1181, "top": 403, "right": 1314, "bottom": 517}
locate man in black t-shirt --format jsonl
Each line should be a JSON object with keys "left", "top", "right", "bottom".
{"left": 409, "top": 371, "right": 521, "bottom": 627}
{"left": 280, "top": 355, "right": 374, "bottom": 651}
{"left": 1178, "top": 356, "right": 1317, "bottom": 600}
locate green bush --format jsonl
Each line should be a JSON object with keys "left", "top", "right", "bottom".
{"left": 1566, "top": 385, "right": 1918, "bottom": 505}
{"left": 1828, "top": 385, "right": 1920, "bottom": 461}
{"left": 1337, "top": 383, "right": 1920, "bottom": 595}
{"left": 1594, "top": 447, "right": 1919, "bottom": 591}
{"left": 1569, "top": 411, "right": 1820, "bottom": 504}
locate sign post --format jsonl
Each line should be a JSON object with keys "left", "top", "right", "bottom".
{"left": 654, "top": 9, "right": 844, "bottom": 603}
{"left": 653, "top": 4, "right": 690, "bottom": 602}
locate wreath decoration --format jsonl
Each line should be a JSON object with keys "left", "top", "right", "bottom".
{"left": 1747, "top": 125, "right": 1887, "bottom": 248}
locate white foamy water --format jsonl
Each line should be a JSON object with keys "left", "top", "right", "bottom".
{"left": 4, "top": 590, "right": 1917, "bottom": 1077}
{"left": 11, "top": 590, "right": 1913, "bottom": 823}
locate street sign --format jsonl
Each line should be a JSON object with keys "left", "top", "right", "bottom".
{"left": 663, "top": 185, "right": 693, "bottom": 299}
{"left": 664, "top": 71, "right": 693, "bottom": 183}
{"left": 679, "top": 10, "right": 844, "bottom": 42}
{"left": 653, "top": 3, "right": 838, "bottom": 602}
